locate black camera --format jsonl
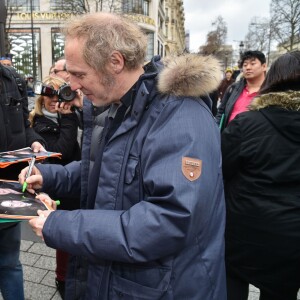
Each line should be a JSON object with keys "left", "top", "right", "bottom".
{"left": 34, "top": 81, "right": 76, "bottom": 102}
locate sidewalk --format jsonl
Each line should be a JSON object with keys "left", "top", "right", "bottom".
{"left": 0, "top": 222, "right": 63, "bottom": 300}
{"left": 20, "top": 240, "right": 62, "bottom": 300}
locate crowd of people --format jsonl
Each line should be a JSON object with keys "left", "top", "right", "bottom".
{"left": 0, "top": 11, "right": 299, "bottom": 300}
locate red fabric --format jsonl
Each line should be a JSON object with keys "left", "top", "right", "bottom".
{"left": 56, "top": 249, "right": 69, "bottom": 281}
{"left": 228, "top": 86, "right": 257, "bottom": 123}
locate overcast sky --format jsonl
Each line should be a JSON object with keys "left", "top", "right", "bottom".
{"left": 183, "top": 0, "right": 271, "bottom": 52}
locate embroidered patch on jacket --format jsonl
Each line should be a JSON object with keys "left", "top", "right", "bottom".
{"left": 182, "top": 157, "right": 202, "bottom": 181}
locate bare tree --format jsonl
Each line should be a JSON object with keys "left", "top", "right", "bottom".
{"left": 59, "top": 0, "right": 123, "bottom": 13}
{"left": 5, "top": 0, "right": 122, "bottom": 17}
{"left": 244, "top": 17, "right": 272, "bottom": 52}
{"left": 270, "top": 0, "right": 300, "bottom": 51}
{"left": 199, "top": 16, "right": 227, "bottom": 55}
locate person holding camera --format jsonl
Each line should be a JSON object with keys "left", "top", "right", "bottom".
{"left": 29, "top": 75, "right": 81, "bottom": 298}
{"left": 29, "top": 76, "right": 80, "bottom": 166}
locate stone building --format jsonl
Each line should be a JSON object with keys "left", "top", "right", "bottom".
{"left": 5, "top": 0, "right": 186, "bottom": 79}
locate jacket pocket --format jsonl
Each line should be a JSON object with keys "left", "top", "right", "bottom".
{"left": 123, "top": 157, "right": 141, "bottom": 208}
{"left": 125, "top": 157, "right": 139, "bottom": 184}
{"left": 109, "top": 264, "right": 171, "bottom": 300}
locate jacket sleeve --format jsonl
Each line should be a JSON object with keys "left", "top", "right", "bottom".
{"left": 37, "top": 160, "right": 81, "bottom": 197}
{"left": 221, "top": 115, "right": 242, "bottom": 181}
{"left": 25, "top": 127, "right": 46, "bottom": 148}
{"left": 215, "top": 85, "right": 232, "bottom": 125}
{"left": 42, "top": 98, "right": 225, "bottom": 263}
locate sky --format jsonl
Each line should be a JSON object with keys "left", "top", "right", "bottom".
{"left": 183, "top": 0, "right": 271, "bottom": 52}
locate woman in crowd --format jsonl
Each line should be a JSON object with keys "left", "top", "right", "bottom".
{"left": 29, "top": 76, "right": 81, "bottom": 299}
{"left": 222, "top": 51, "right": 300, "bottom": 300}
{"left": 218, "top": 68, "right": 234, "bottom": 102}
{"left": 29, "top": 76, "right": 80, "bottom": 165}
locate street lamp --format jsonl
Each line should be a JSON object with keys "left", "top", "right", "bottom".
{"left": 30, "top": 0, "right": 36, "bottom": 80}
{"left": 239, "top": 41, "right": 244, "bottom": 57}
{"left": 0, "top": 0, "right": 6, "bottom": 57}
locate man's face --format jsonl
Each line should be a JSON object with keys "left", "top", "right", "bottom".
{"left": 43, "top": 84, "right": 60, "bottom": 114}
{"left": 242, "top": 58, "right": 266, "bottom": 80}
{"left": 64, "top": 38, "right": 117, "bottom": 107}
{"left": 225, "top": 72, "right": 232, "bottom": 80}
{"left": 53, "top": 60, "right": 70, "bottom": 82}
{"left": 0, "top": 59, "right": 12, "bottom": 66}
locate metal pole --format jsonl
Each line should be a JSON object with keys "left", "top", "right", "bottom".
{"left": 30, "top": 0, "right": 36, "bottom": 79}
{"left": 0, "top": 0, "right": 6, "bottom": 57}
{"left": 267, "top": 27, "right": 271, "bottom": 65}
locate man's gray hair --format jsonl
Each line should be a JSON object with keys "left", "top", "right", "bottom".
{"left": 63, "top": 12, "right": 147, "bottom": 73}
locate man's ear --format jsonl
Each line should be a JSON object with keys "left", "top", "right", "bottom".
{"left": 262, "top": 63, "right": 267, "bottom": 71}
{"left": 109, "top": 51, "right": 124, "bottom": 74}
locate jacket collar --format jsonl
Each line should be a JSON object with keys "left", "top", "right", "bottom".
{"left": 249, "top": 91, "right": 300, "bottom": 111}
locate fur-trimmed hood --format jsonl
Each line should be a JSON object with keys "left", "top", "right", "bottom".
{"left": 249, "top": 91, "right": 300, "bottom": 143}
{"left": 249, "top": 91, "right": 300, "bottom": 111}
{"left": 157, "top": 54, "right": 222, "bottom": 97}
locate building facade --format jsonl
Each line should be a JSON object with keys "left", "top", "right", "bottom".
{"left": 5, "top": 0, "right": 185, "bottom": 79}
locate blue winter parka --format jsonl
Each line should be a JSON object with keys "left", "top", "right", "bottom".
{"left": 37, "top": 55, "right": 226, "bottom": 300}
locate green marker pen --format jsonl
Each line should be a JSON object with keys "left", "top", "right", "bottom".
{"left": 55, "top": 200, "right": 60, "bottom": 206}
{"left": 22, "top": 155, "right": 36, "bottom": 192}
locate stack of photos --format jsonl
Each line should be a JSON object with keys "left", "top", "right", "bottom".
{"left": 0, "top": 147, "right": 61, "bottom": 168}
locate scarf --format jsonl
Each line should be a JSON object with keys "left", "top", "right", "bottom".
{"left": 42, "top": 107, "right": 58, "bottom": 124}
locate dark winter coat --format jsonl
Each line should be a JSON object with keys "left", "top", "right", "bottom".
{"left": 222, "top": 91, "right": 300, "bottom": 288}
{"left": 0, "top": 65, "right": 44, "bottom": 154}
{"left": 215, "top": 78, "right": 246, "bottom": 129}
{"left": 32, "top": 113, "right": 81, "bottom": 165}
{"left": 0, "top": 64, "right": 45, "bottom": 228}
{"left": 32, "top": 113, "right": 81, "bottom": 210}
{"left": 218, "top": 77, "right": 234, "bottom": 101}
{"left": 36, "top": 55, "right": 226, "bottom": 300}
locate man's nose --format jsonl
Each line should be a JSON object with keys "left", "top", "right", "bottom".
{"left": 69, "top": 77, "right": 81, "bottom": 91}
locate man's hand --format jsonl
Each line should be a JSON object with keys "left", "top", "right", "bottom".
{"left": 29, "top": 210, "right": 52, "bottom": 240}
{"left": 18, "top": 166, "right": 43, "bottom": 194}
{"left": 36, "top": 193, "right": 57, "bottom": 211}
{"left": 31, "top": 141, "right": 46, "bottom": 153}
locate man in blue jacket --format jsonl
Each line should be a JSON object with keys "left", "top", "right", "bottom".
{"left": 20, "top": 12, "right": 226, "bottom": 300}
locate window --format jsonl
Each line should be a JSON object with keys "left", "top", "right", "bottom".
{"left": 123, "top": 0, "right": 150, "bottom": 16}
{"left": 51, "top": 29, "right": 65, "bottom": 63}
{"left": 7, "top": 28, "right": 41, "bottom": 78}
{"left": 50, "top": 0, "right": 78, "bottom": 11}
{"left": 8, "top": 0, "right": 39, "bottom": 11}
{"left": 143, "top": 0, "right": 149, "bottom": 15}
{"left": 146, "top": 32, "right": 154, "bottom": 61}
{"left": 157, "top": 40, "right": 164, "bottom": 57}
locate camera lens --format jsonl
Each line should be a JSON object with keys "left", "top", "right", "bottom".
{"left": 58, "top": 85, "right": 76, "bottom": 102}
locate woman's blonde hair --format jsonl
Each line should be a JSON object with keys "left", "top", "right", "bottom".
{"left": 29, "top": 76, "right": 67, "bottom": 125}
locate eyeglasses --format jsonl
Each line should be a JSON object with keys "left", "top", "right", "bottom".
{"left": 52, "top": 69, "right": 67, "bottom": 74}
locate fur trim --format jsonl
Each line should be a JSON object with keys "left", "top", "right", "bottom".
{"left": 249, "top": 91, "right": 300, "bottom": 111}
{"left": 157, "top": 54, "right": 222, "bottom": 97}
